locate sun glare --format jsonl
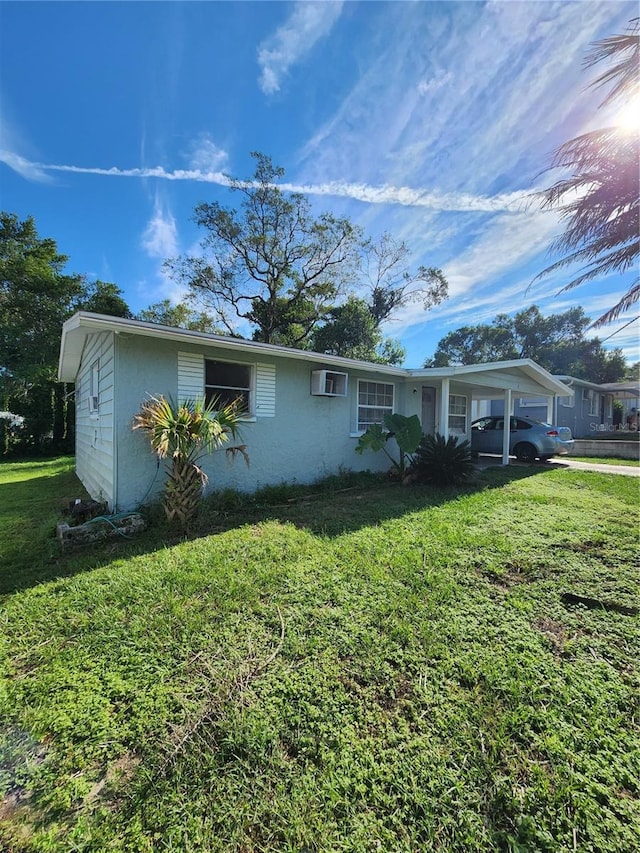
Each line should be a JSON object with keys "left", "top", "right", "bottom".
{"left": 614, "top": 97, "right": 640, "bottom": 133}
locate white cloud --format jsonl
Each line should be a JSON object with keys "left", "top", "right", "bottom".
{"left": 441, "top": 208, "right": 560, "bottom": 300}
{"left": 187, "top": 135, "right": 229, "bottom": 173}
{"left": 257, "top": 1, "right": 343, "bottom": 95}
{"left": 0, "top": 148, "right": 51, "bottom": 183}
{"left": 417, "top": 72, "right": 452, "bottom": 96}
{"left": 142, "top": 195, "right": 179, "bottom": 260}
{"left": 0, "top": 149, "right": 533, "bottom": 213}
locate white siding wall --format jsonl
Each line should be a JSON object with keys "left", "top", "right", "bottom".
{"left": 75, "top": 331, "right": 115, "bottom": 506}
{"left": 255, "top": 362, "right": 276, "bottom": 417}
{"left": 178, "top": 351, "right": 205, "bottom": 401}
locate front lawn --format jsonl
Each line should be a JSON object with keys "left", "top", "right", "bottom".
{"left": 1, "top": 459, "right": 638, "bottom": 852}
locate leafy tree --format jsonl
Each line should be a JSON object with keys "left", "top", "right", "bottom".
{"left": 137, "top": 299, "right": 224, "bottom": 334}
{"left": 80, "top": 280, "right": 131, "bottom": 317}
{"left": 427, "top": 315, "right": 519, "bottom": 366}
{"left": 361, "top": 232, "right": 448, "bottom": 325}
{"left": 426, "top": 304, "right": 628, "bottom": 383}
{"left": 167, "top": 153, "right": 360, "bottom": 345}
{"left": 0, "top": 212, "right": 131, "bottom": 454}
{"left": 311, "top": 234, "right": 446, "bottom": 364}
{"left": 535, "top": 19, "right": 639, "bottom": 326}
{"left": 624, "top": 361, "right": 640, "bottom": 381}
{"left": 1, "top": 213, "right": 83, "bottom": 452}
{"left": 310, "top": 298, "right": 406, "bottom": 364}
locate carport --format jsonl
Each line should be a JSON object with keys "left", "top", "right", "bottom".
{"left": 408, "top": 360, "right": 574, "bottom": 465}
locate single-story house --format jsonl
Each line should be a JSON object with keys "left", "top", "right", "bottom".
{"left": 58, "top": 312, "right": 573, "bottom": 511}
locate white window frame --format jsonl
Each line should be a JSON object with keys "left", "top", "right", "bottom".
{"left": 356, "top": 380, "right": 394, "bottom": 433}
{"left": 89, "top": 360, "right": 100, "bottom": 416}
{"left": 448, "top": 393, "right": 468, "bottom": 435}
{"left": 588, "top": 391, "right": 598, "bottom": 416}
{"left": 558, "top": 394, "right": 574, "bottom": 408}
{"left": 205, "top": 359, "right": 254, "bottom": 418}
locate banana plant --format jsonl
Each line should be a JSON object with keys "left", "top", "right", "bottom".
{"left": 355, "top": 413, "right": 423, "bottom": 478}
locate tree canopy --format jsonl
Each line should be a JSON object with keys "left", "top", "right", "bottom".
{"left": 167, "top": 153, "right": 360, "bottom": 345}
{"left": 535, "top": 19, "right": 639, "bottom": 326}
{"left": 0, "top": 212, "right": 131, "bottom": 453}
{"left": 425, "top": 305, "right": 628, "bottom": 383}
{"left": 167, "top": 153, "right": 447, "bottom": 357}
{"left": 137, "top": 299, "right": 224, "bottom": 334}
{"left": 310, "top": 298, "right": 406, "bottom": 365}
{"left": 360, "top": 233, "right": 448, "bottom": 326}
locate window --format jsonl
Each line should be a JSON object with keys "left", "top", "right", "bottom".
{"left": 205, "top": 360, "right": 252, "bottom": 414}
{"left": 357, "top": 381, "right": 394, "bottom": 431}
{"left": 311, "top": 370, "right": 348, "bottom": 396}
{"left": 448, "top": 394, "right": 467, "bottom": 435}
{"left": 89, "top": 360, "right": 99, "bottom": 414}
{"left": 471, "top": 417, "right": 494, "bottom": 431}
{"left": 558, "top": 394, "right": 574, "bottom": 408}
{"left": 589, "top": 392, "right": 598, "bottom": 416}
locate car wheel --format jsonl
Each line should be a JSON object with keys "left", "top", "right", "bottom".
{"left": 515, "top": 442, "right": 537, "bottom": 463}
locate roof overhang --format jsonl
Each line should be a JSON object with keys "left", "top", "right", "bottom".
{"left": 597, "top": 381, "right": 640, "bottom": 399}
{"left": 408, "top": 359, "right": 573, "bottom": 398}
{"left": 58, "top": 312, "right": 406, "bottom": 382}
{"left": 57, "top": 313, "right": 573, "bottom": 400}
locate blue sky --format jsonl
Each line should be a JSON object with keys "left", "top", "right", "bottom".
{"left": 1, "top": 0, "right": 638, "bottom": 366}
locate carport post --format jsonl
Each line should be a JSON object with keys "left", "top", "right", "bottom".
{"left": 439, "top": 377, "right": 450, "bottom": 437}
{"left": 502, "top": 388, "right": 512, "bottom": 465}
{"left": 547, "top": 396, "right": 555, "bottom": 424}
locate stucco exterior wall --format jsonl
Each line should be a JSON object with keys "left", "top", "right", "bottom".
{"left": 112, "top": 335, "right": 410, "bottom": 511}
{"left": 75, "top": 331, "right": 115, "bottom": 505}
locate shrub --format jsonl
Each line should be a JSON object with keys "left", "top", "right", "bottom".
{"left": 355, "top": 413, "right": 423, "bottom": 478}
{"left": 411, "top": 433, "right": 475, "bottom": 486}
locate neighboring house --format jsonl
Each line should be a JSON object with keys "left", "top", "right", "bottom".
{"left": 599, "top": 380, "right": 640, "bottom": 430}
{"left": 491, "top": 376, "right": 615, "bottom": 438}
{"left": 58, "top": 312, "right": 573, "bottom": 511}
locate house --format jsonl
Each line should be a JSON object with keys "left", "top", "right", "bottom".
{"left": 490, "top": 375, "right": 640, "bottom": 437}
{"left": 490, "top": 375, "right": 616, "bottom": 438}
{"left": 58, "top": 312, "right": 573, "bottom": 511}
{"left": 598, "top": 380, "right": 640, "bottom": 431}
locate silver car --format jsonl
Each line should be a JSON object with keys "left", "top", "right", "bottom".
{"left": 471, "top": 416, "right": 574, "bottom": 462}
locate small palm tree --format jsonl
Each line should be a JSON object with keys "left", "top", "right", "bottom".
{"left": 133, "top": 395, "right": 248, "bottom": 525}
{"left": 411, "top": 433, "right": 475, "bottom": 487}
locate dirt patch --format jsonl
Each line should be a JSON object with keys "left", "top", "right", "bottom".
{"left": 534, "top": 616, "right": 567, "bottom": 654}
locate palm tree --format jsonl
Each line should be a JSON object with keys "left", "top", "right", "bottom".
{"left": 133, "top": 395, "right": 248, "bottom": 526}
{"left": 535, "top": 19, "right": 639, "bottom": 327}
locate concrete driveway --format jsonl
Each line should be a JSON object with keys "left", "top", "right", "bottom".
{"left": 477, "top": 455, "right": 640, "bottom": 477}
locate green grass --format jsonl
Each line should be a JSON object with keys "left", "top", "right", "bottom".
{"left": 1, "top": 459, "right": 639, "bottom": 852}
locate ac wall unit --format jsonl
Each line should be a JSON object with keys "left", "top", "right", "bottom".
{"left": 311, "top": 369, "right": 348, "bottom": 397}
